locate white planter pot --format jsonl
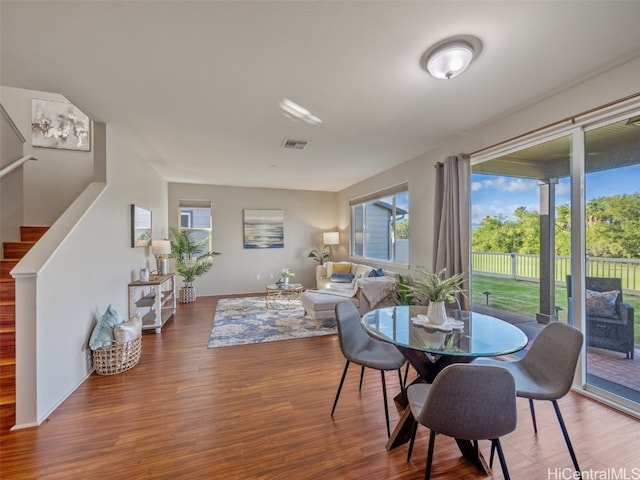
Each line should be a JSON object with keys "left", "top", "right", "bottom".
{"left": 427, "top": 301, "right": 448, "bottom": 325}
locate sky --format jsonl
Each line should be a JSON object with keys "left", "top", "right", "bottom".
{"left": 471, "top": 163, "right": 640, "bottom": 229}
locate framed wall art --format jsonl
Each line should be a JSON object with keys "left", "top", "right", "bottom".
{"left": 31, "top": 98, "right": 91, "bottom": 151}
{"left": 243, "top": 209, "right": 284, "bottom": 249}
{"left": 131, "top": 204, "right": 152, "bottom": 248}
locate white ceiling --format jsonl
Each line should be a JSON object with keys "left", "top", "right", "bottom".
{"left": 2, "top": 1, "right": 640, "bottom": 192}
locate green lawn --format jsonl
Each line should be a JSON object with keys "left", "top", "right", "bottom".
{"left": 471, "top": 275, "right": 640, "bottom": 344}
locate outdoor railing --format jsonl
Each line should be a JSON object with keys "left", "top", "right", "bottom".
{"left": 472, "top": 251, "right": 640, "bottom": 294}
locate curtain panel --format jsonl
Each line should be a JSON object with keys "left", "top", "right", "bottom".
{"left": 433, "top": 154, "right": 471, "bottom": 308}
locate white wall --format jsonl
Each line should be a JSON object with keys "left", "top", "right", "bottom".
{"left": 168, "top": 183, "right": 336, "bottom": 294}
{"left": 0, "top": 86, "right": 95, "bottom": 226}
{"left": 338, "top": 56, "right": 640, "bottom": 278}
{"left": 12, "top": 119, "right": 168, "bottom": 427}
{"left": 0, "top": 105, "right": 26, "bottom": 243}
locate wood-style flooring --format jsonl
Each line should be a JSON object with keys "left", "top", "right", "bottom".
{"left": 1, "top": 295, "right": 639, "bottom": 479}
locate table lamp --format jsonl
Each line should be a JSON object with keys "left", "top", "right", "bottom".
{"left": 152, "top": 240, "right": 171, "bottom": 275}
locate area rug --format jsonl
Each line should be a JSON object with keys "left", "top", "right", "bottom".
{"left": 208, "top": 296, "right": 337, "bottom": 348}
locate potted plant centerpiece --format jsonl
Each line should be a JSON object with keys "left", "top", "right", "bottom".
{"left": 280, "top": 267, "right": 295, "bottom": 286}
{"left": 407, "top": 267, "right": 466, "bottom": 325}
{"left": 169, "top": 226, "right": 220, "bottom": 303}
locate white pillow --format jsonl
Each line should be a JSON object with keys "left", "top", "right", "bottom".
{"left": 114, "top": 314, "right": 143, "bottom": 343}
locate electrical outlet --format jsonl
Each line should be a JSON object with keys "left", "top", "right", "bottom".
{"left": 256, "top": 274, "right": 260, "bottom": 280}
{"left": 270, "top": 273, "right": 274, "bottom": 279}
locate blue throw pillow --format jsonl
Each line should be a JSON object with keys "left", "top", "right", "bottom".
{"left": 331, "top": 272, "right": 355, "bottom": 283}
{"left": 368, "top": 268, "right": 385, "bottom": 277}
{"left": 89, "top": 305, "right": 125, "bottom": 350}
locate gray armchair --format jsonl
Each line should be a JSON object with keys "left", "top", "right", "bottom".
{"left": 566, "top": 276, "right": 635, "bottom": 359}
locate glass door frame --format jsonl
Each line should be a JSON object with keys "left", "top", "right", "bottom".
{"left": 471, "top": 100, "right": 640, "bottom": 417}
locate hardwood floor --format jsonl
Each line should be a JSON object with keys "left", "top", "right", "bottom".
{"left": 1, "top": 295, "right": 639, "bottom": 479}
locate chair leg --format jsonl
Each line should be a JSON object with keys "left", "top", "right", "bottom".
{"left": 493, "top": 438, "right": 511, "bottom": 480}
{"left": 528, "top": 398, "right": 538, "bottom": 433}
{"left": 424, "top": 430, "right": 436, "bottom": 480}
{"left": 380, "top": 370, "right": 391, "bottom": 438}
{"left": 397, "top": 368, "right": 406, "bottom": 404}
{"left": 359, "top": 365, "right": 365, "bottom": 391}
{"left": 331, "top": 360, "right": 350, "bottom": 417}
{"left": 407, "top": 418, "right": 418, "bottom": 462}
{"left": 552, "top": 399, "right": 581, "bottom": 475}
{"left": 489, "top": 440, "right": 495, "bottom": 468}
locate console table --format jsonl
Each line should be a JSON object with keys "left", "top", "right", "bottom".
{"left": 128, "top": 274, "right": 176, "bottom": 333}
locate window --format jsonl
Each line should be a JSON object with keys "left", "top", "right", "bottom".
{"left": 179, "top": 200, "right": 212, "bottom": 250}
{"left": 350, "top": 184, "right": 409, "bottom": 264}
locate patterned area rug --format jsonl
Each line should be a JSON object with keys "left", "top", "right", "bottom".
{"left": 208, "top": 296, "right": 337, "bottom": 348}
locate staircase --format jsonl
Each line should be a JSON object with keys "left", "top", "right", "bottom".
{"left": 0, "top": 226, "right": 48, "bottom": 431}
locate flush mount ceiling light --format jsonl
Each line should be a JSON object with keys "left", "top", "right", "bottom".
{"left": 421, "top": 35, "right": 482, "bottom": 80}
{"left": 279, "top": 98, "right": 322, "bottom": 125}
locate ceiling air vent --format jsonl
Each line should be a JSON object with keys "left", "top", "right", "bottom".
{"left": 282, "top": 138, "right": 309, "bottom": 150}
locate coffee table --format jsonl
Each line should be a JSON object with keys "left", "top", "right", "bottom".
{"left": 265, "top": 283, "right": 303, "bottom": 309}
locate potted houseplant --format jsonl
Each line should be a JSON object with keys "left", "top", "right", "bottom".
{"left": 169, "top": 226, "right": 220, "bottom": 303}
{"left": 407, "top": 267, "right": 466, "bottom": 324}
{"left": 279, "top": 267, "right": 295, "bottom": 286}
{"left": 307, "top": 245, "right": 331, "bottom": 265}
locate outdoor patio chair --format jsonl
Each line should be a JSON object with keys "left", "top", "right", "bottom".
{"left": 566, "top": 276, "right": 635, "bottom": 359}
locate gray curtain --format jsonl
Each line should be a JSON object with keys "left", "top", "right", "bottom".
{"left": 433, "top": 154, "right": 471, "bottom": 308}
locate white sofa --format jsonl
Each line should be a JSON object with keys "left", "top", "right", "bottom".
{"left": 301, "top": 261, "right": 398, "bottom": 327}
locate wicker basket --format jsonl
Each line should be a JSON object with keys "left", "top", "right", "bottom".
{"left": 93, "top": 336, "right": 142, "bottom": 375}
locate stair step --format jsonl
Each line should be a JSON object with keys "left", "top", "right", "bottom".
{"left": 0, "top": 404, "right": 15, "bottom": 431}
{"left": 20, "top": 225, "right": 49, "bottom": 243}
{"left": 2, "top": 242, "right": 35, "bottom": 259}
{"left": 0, "top": 279, "right": 15, "bottom": 302}
{"left": 0, "top": 383, "right": 16, "bottom": 405}
{"left": 0, "top": 259, "right": 19, "bottom": 278}
{"left": 0, "top": 362, "right": 15, "bottom": 389}
{"left": 0, "top": 302, "right": 15, "bottom": 328}
{"left": 0, "top": 328, "right": 16, "bottom": 360}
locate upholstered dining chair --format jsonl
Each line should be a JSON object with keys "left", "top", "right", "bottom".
{"left": 474, "top": 321, "right": 584, "bottom": 475}
{"left": 406, "top": 363, "right": 517, "bottom": 480}
{"left": 331, "top": 301, "right": 407, "bottom": 438}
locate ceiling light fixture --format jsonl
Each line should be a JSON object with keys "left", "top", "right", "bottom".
{"left": 279, "top": 98, "right": 322, "bottom": 125}
{"left": 421, "top": 35, "right": 482, "bottom": 80}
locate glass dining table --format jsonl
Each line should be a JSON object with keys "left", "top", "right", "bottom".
{"left": 361, "top": 305, "right": 528, "bottom": 474}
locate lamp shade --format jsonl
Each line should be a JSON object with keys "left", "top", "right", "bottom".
{"left": 323, "top": 232, "right": 340, "bottom": 245}
{"left": 152, "top": 240, "right": 171, "bottom": 255}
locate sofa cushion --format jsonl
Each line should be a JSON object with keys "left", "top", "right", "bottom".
{"left": 353, "top": 264, "right": 372, "bottom": 278}
{"left": 332, "top": 262, "right": 352, "bottom": 273}
{"left": 368, "top": 267, "right": 385, "bottom": 277}
{"left": 586, "top": 289, "right": 619, "bottom": 319}
{"left": 89, "top": 305, "right": 125, "bottom": 350}
{"left": 114, "top": 314, "right": 143, "bottom": 343}
{"left": 331, "top": 272, "right": 354, "bottom": 283}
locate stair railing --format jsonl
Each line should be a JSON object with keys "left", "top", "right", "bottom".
{"left": 0, "top": 155, "right": 37, "bottom": 179}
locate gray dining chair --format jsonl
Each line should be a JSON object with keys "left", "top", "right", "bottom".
{"left": 406, "top": 363, "right": 517, "bottom": 480}
{"left": 474, "top": 321, "right": 584, "bottom": 475}
{"left": 331, "top": 301, "right": 407, "bottom": 438}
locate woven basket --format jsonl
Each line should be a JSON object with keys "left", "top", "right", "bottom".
{"left": 93, "top": 336, "right": 142, "bottom": 375}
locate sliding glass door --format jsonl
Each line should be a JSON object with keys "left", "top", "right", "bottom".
{"left": 471, "top": 106, "right": 640, "bottom": 413}
{"left": 583, "top": 116, "right": 640, "bottom": 404}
